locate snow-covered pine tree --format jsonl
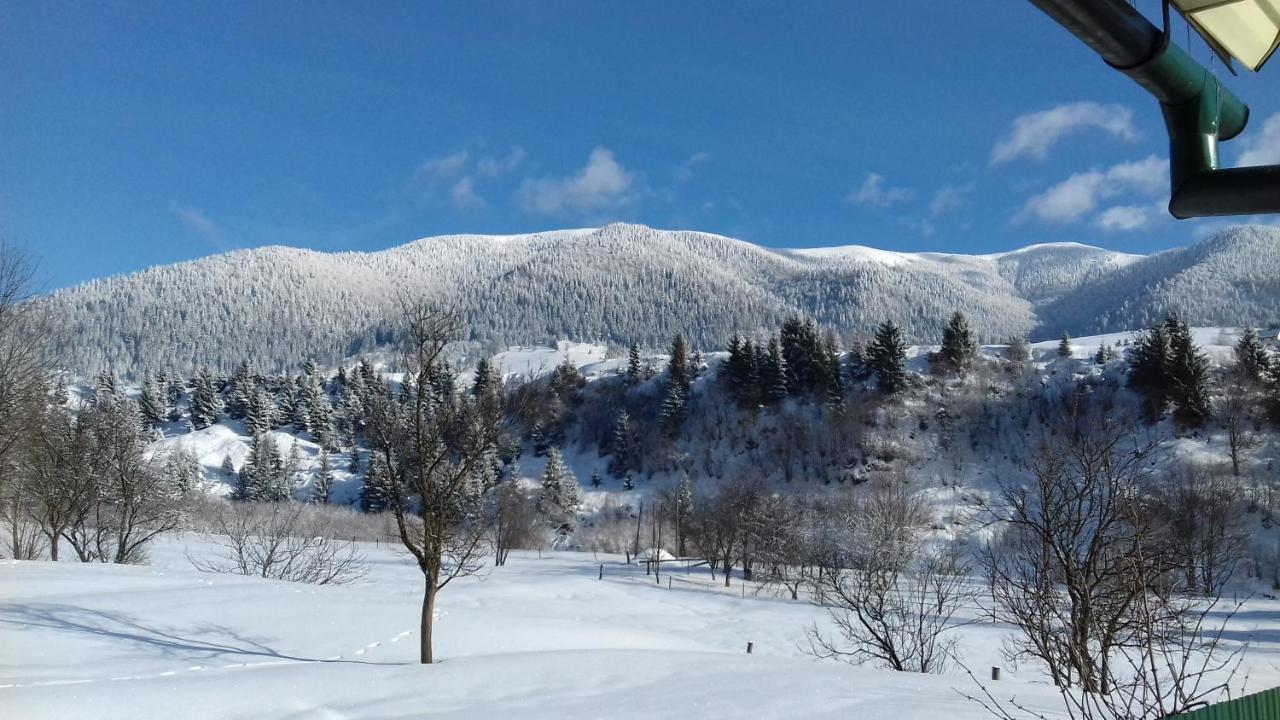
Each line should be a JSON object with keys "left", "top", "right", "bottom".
{"left": 1004, "top": 335, "right": 1031, "bottom": 366}
{"left": 626, "top": 342, "right": 642, "bottom": 383}
{"left": 607, "top": 411, "right": 632, "bottom": 478}
{"left": 1128, "top": 322, "right": 1173, "bottom": 420}
{"left": 189, "top": 366, "right": 222, "bottom": 430}
{"left": 938, "top": 311, "right": 977, "bottom": 372}
{"left": 226, "top": 360, "right": 255, "bottom": 419}
{"left": 668, "top": 334, "right": 690, "bottom": 392}
{"left": 1165, "top": 315, "right": 1211, "bottom": 427}
{"left": 1057, "top": 331, "right": 1072, "bottom": 358}
{"left": 764, "top": 336, "right": 788, "bottom": 405}
{"left": 359, "top": 454, "right": 389, "bottom": 513}
{"left": 312, "top": 451, "right": 334, "bottom": 504}
{"left": 1235, "top": 327, "right": 1272, "bottom": 384}
{"left": 472, "top": 357, "right": 496, "bottom": 398}
{"left": 660, "top": 379, "right": 686, "bottom": 438}
{"left": 867, "top": 321, "right": 908, "bottom": 394}
{"left": 536, "top": 447, "right": 579, "bottom": 526}
{"left": 138, "top": 370, "right": 167, "bottom": 429}
{"left": 246, "top": 389, "right": 276, "bottom": 436}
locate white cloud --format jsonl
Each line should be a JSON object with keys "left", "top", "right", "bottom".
{"left": 173, "top": 205, "right": 217, "bottom": 237}
{"left": 991, "top": 102, "right": 1139, "bottom": 166}
{"left": 1019, "top": 155, "right": 1165, "bottom": 224}
{"left": 450, "top": 177, "right": 485, "bottom": 210}
{"left": 846, "top": 173, "right": 913, "bottom": 207}
{"left": 1095, "top": 204, "right": 1152, "bottom": 231}
{"left": 476, "top": 146, "right": 527, "bottom": 178}
{"left": 414, "top": 150, "right": 470, "bottom": 181}
{"left": 517, "top": 147, "right": 639, "bottom": 216}
{"left": 673, "top": 151, "right": 711, "bottom": 183}
{"left": 929, "top": 184, "right": 970, "bottom": 216}
{"left": 1236, "top": 112, "right": 1280, "bottom": 167}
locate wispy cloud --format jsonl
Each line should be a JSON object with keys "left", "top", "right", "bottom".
{"left": 1018, "top": 155, "right": 1165, "bottom": 225}
{"left": 673, "top": 151, "right": 711, "bottom": 183}
{"left": 991, "top": 101, "right": 1138, "bottom": 166}
{"left": 516, "top": 147, "right": 640, "bottom": 216}
{"left": 450, "top": 177, "right": 485, "bottom": 210}
{"left": 846, "top": 172, "right": 913, "bottom": 207}
{"left": 414, "top": 150, "right": 470, "bottom": 182}
{"left": 476, "top": 146, "right": 527, "bottom": 178}
{"left": 1236, "top": 112, "right": 1280, "bottom": 167}
{"left": 412, "top": 145, "right": 527, "bottom": 210}
{"left": 172, "top": 205, "right": 217, "bottom": 237}
{"left": 929, "top": 184, "right": 970, "bottom": 216}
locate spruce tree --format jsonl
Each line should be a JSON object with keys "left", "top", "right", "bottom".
{"left": 660, "top": 380, "right": 686, "bottom": 438}
{"left": 1057, "top": 331, "right": 1072, "bottom": 358}
{"left": 938, "top": 311, "right": 977, "bottom": 372}
{"left": 1235, "top": 328, "right": 1272, "bottom": 384}
{"left": 1004, "top": 335, "right": 1031, "bottom": 366}
{"left": 668, "top": 334, "right": 690, "bottom": 392}
{"left": 312, "top": 451, "right": 334, "bottom": 504}
{"left": 537, "top": 447, "right": 579, "bottom": 525}
{"left": 764, "top": 336, "right": 788, "bottom": 405}
{"left": 867, "top": 321, "right": 908, "bottom": 394}
{"left": 1128, "top": 323, "right": 1173, "bottom": 420}
{"left": 1165, "top": 315, "right": 1211, "bottom": 427}
{"left": 360, "top": 454, "right": 389, "bottom": 513}
{"left": 472, "top": 357, "right": 496, "bottom": 397}
{"left": 139, "top": 371, "right": 167, "bottom": 429}
{"left": 626, "top": 343, "right": 642, "bottom": 383}
{"left": 607, "top": 411, "right": 631, "bottom": 478}
{"left": 190, "top": 366, "right": 222, "bottom": 430}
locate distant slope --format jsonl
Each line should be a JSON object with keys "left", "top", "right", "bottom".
{"left": 47, "top": 223, "right": 1280, "bottom": 377}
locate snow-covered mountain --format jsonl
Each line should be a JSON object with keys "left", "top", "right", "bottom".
{"left": 48, "top": 223, "right": 1280, "bottom": 377}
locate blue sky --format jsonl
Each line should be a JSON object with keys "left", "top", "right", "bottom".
{"left": 3, "top": 1, "right": 1279, "bottom": 289}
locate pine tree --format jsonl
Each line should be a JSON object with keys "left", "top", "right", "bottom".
{"left": 1094, "top": 343, "right": 1110, "bottom": 365}
{"left": 165, "top": 375, "right": 184, "bottom": 422}
{"left": 660, "top": 380, "right": 686, "bottom": 438}
{"left": 360, "top": 454, "right": 390, "bottom": 513}
{"left": 626, "top": 343, "right": 642, "bottom": 383}
{"left": 472, "top": 357, "right": 496, "bottom": 397}
{"left": 190, "top": 366, "right": 222, "bottom": 430}
{"left": 668, "top": 334, "right": 690, "bottom": 392}
{"left": 1057, "top": 331, "right": 1072, "bottom": 358}
{"left": 1235, "top": 328, "right": 1272, "bottom": 384}
{"left": 779, "top": 316, "right": 824, "bottom": 395}
{"left": 723, "top": 334, "right": 758, "bottom": 407}
{"left": 764, "top": 336, "right": 788, "bottom": 405}
{"left": 246, "top": 389, "right": 277, "bottom": 436}
{"left": 938, "top": 311, "right": 977, "bottom": 372}
{"left": 590, "top": 471, "right": 602, "bottom": 488}
{"left": 220, "top": 453, "right": 236, "bottom": 478}
{"left": 94, "top": 369, "right": 118, "bottom": 406}
{"left": 138, "top": 370, "right": 167, "bottom": 429}
{"left": 607, "top": 411, "right": 631, "bottom": 478}
{"left": 1128, "top": 323, "right": 1173, "bottom": 420}
{"left": 312, "top": 451, "right": 334, "bottom": 504}
{"left": 1165, "top": 315, "right": 1211, "bottom": 427}
{"left": 537, "top": 447, "right": 579, "bottom": 526}
{"left": 867, "top": 321, "right": 908, "bottom": 394}
{"left": 1005, "top": 335, "right": 1031, "bottom": 366}
{"left": 845, "top": 339, "right": 872, "bottom": 382}
{"left": 227, "top": 360, "right": 255, "bottom": 420}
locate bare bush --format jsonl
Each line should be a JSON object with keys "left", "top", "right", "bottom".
{"left": 189, "top": 501, "right": 366, "bottom": 585}
{"left": 806, "top": 482, "right": 972, "bottom": 673}
{"left": 487, "top": 480, "right": 543, "bottom": 565}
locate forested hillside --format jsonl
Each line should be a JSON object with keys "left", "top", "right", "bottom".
{"left": 46, "top": 223, "right": 1280, "bottom": 378}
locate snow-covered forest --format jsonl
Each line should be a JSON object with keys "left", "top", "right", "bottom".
{"left": 47, "top": 223, "right": 1280, "bottom": 378}
{"left": 10, "top": 238, "right": 1280, "bottom": 719}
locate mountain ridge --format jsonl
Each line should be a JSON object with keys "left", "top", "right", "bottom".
{"left": 48, "top": 223, "right": 1280, "bottom": 377}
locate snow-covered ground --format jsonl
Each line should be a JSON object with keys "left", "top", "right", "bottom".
{"left": 4, "top": 535, "right": 1279, "bottom": 719}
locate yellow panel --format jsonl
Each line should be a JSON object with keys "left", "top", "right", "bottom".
{"left": 1190, "top": 2, "right": 1280, "bottom": 71}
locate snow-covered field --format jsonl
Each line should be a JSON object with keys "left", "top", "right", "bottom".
{"left": 4, "top": 534, "right": 1279, "bottom": 719}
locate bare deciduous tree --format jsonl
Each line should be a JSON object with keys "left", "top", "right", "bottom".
{"left": 807, "top": 482, "right": 972, "bottom": 673}
{"left": 971, "top": 398, "right": 1247, "bottom": 720}
{"left": 363, "top": 299, "right": 516, "bottom": 664}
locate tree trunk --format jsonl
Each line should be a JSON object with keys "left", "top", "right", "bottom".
{"left": 420, "top": 578, "right": 437, "bottom": 664}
